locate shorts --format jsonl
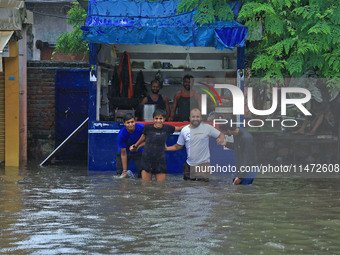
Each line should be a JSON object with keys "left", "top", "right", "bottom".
{"left": 141, "top": 157, "right": 167, "bottom": 174}
{"left": 183, "top": 162, "right": 210, "bottom": 182}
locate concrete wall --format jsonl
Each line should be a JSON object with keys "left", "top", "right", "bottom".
{"left": 25, "top": 1, "right": 77, "bottom": 61}
{"left": 27, "top": 61, "right": 88, "bottom": 160}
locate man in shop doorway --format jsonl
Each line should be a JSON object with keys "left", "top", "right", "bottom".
{"left": 169, "top": 75, "right": 201, "bottom": 122}
{"left": 140, "top": 80, "right": 171, "bottom": 120}
{"left": 116, "top": 113, "right": 144, "bottom": 178}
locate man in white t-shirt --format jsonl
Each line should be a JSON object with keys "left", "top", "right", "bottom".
{"left": 166, "top": 108, "right": 225, "bottom": 181}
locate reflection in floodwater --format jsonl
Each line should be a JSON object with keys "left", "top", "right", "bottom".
{"left": 0, "top": 166, "right": 24, "bottom": 254}
{"left": 1, "top": 163, "right": 340, "bottom": 254}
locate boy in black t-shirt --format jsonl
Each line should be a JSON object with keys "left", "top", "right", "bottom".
{"left": 131, "top": 109, "right": 183, "bottom": 181}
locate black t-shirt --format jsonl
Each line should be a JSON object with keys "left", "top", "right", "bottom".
{"left": 142, "top": 124, "right": 175, "bottom": 161}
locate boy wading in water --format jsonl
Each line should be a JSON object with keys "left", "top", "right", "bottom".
{"left": 130, "top": 109, "right": 183, "bottom": 181}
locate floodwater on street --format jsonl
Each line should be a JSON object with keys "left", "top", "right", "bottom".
{"left": 1, "top": 163, "right": 340, "bottom": 255}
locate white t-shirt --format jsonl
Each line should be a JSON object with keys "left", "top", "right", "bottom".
{"left": 177, "top": 123, "right": 221, "bottom": 166}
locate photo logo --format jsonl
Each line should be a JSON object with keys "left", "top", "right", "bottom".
{"left": 198, "top": 82, "right": 223, "bottom": 114}
{"left": 201, "top": 84, "right": 312, "bottom": 116}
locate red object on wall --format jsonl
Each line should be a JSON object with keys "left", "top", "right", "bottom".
{"left": 137, "top": 121, "right": 189, "bottom": 127}
{"left": 118, "top": 51, "right": 133, "bottom": 98}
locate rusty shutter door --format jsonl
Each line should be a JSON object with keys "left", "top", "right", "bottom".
{"left": 0, "top": 72, "right": 4, "bottom": 162}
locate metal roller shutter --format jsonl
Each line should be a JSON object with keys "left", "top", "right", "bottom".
{"left": 0, "top": 71, "right": 4, "bottom": 162}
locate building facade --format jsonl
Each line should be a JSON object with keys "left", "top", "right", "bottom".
{"left": 0, "top": 0, "right": 32, "bottom": 166}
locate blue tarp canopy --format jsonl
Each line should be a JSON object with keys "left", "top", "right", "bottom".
{"left": 81, "top": 0, "right": 248, "bottom": 50}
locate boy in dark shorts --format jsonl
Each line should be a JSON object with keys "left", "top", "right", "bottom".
{"left": 130, "top": 109, "right": 183, "bottom": 181}
{"left": 116, "top": 113, "right": 144, "bottom": 178}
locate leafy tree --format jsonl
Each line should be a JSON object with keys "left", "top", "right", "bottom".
{"left": 177, "top": 0, "right": 235, "bottom": 24}
{"left": 178, "top": 0, "right": 340, "bottom": 88}
{"left": 52, "top": 2, "right": 88, "bottom": 59}
{"left": 239, "top": 0, "right": 339, "bottom": 83}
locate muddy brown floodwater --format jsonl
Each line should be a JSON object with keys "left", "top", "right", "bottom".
{"left": 1, "top": 163, "right": 340, "bottom": 254}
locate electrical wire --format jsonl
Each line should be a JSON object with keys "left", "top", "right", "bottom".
{"left": 31, "top": 10, "right": 86, "bottom": 21}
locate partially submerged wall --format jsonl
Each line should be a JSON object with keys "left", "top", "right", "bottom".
{"left": 27, "top": 61, "right": 88, "bottom": 161}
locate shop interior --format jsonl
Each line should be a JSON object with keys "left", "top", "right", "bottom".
{"left": 96, "top": 44, "right": 238, "bottom": 122}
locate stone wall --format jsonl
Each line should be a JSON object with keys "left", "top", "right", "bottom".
{"left": 27, "top": 61, "right": 88, "bottom": 160}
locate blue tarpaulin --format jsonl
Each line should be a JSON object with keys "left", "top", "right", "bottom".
{"left": 81, "top": 0, "right": 248, "bottom": 50}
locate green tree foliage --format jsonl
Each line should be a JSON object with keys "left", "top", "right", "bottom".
{"left": 237, "top": 0, "right": 340, "bottom": 87}
{"left": 53, "top": 2, "right": 88, "bottom": 59}
{"left": 179, "top": 0, "right": 339, "bottom": 88}
{"left": 177, "top": 0, "right": 234, "bottom": 24}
